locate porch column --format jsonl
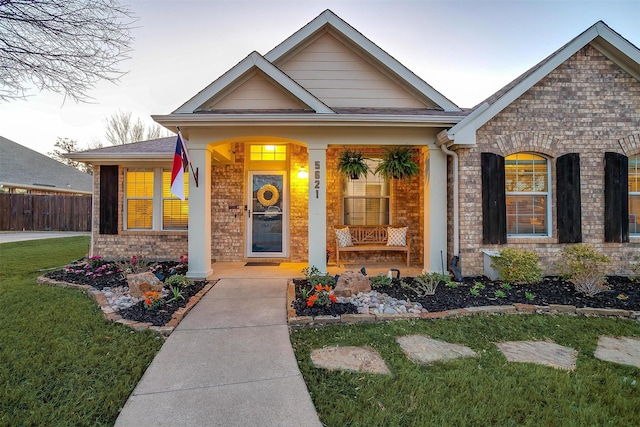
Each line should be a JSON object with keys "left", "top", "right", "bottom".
{"left": 187, "top": 146, "right": 213, "bottom": 279}
{"left": 423, "top": 147, "right": 448, "bottom": 273}
{"left": 308, "top": 145, "right": 327, "bottom": 272}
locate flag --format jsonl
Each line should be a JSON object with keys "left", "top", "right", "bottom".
{"left": 170, "top": 132, "right": 190, "bottom": 201}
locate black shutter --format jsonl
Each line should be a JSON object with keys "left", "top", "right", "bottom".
{"left": 99, "top": 165, "right": 118, "bottom": 235}
{"left": 481, "top": 152, "right": 507, "bottom": 244}
{"left": 604, "top": 152, "right": 629, "bottom": 243}
{"left": 557, "top": 153, "right": 582, "bottom": 243}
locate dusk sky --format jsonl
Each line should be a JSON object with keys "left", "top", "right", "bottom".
{"left": 1, "top": 0, "right": 639, "bottom": 155}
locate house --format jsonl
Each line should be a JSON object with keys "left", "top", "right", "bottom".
{"left": 0, "top": 136, "right": 92, "bottom": 195}
{"left": 68, "top": 10, "right": 639, "bottom": 279}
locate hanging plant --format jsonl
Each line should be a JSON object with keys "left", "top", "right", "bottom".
{"left": 375, "top": 146, "right": 420, "bottom": 180}
{"left": 337, "top": 149, "right": 370, "bottom": 180}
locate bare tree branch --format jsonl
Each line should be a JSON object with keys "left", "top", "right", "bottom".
{"left": 48, "top": 137, "right": 92, "bottom": 174}
{"left": 104, "top": 110, "right": 172, "bottom": 145}
{"left": 0, "top": 0, "right": 135, "bottom": 102}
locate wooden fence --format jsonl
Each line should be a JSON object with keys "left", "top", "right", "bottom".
{"left": 0, "top": 193, "right": 92, "bottom": 231}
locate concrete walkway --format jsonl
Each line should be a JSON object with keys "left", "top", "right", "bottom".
{"left": 0, "top": 231, "right": 90, "bottom": 243}
{"left": 115, "top": 273, "right": 322, "bottom": 427}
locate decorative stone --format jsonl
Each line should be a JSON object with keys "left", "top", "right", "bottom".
{"left": 397, "top": 335, "right": 478, "bottom": 364}
{"left": 495, "top": 340, "right": 577, "bottom": 371}
{"left": 594, "top": 336, "right": 640, "bottom": 368}
{"left": 126, "top": 272, "right": 163, "bottom": 298}
{"left": 311, "top": 346, "right": 391, "bottom": 375}
{"left": 333, "top": 270, "right": 371, "bottom": 297}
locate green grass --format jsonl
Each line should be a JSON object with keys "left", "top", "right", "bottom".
{"left": 0, "top": 237, "right": 164, "bottom": 426}
{"left": 291, "top": 315, "right": 640, "bottom": 426}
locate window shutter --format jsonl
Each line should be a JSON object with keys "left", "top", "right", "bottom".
{"left": 481, "top": 152, "right": 507, "bottom": 244}
{"left": 99, "top": 165, "right": 118, "bottom": 235}
{"left": 556, "top": 153, "right": 582, "bottom": 243}
{"left": 604, "top": 152, "right": 629, "bottom": 243}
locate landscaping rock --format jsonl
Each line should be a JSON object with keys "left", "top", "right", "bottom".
{"left": 495, "top": 340, "right": 577, "bottom": 371}
{"left": 311, "top": 346, "right": 391, "bottom": 375}
{"left": 334, "top": 270, "right": 371, "bottom": 297}
{"left": 594, "top": 336, "right": 640, "bottom": 369}
{"left": 126, "top": 272, "right": 163, "bottom": 298}
{"left": 397, "top": 335, "right": 478, "bottom": 364}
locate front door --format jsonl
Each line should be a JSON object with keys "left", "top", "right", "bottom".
{"left": 247, "top": 172, "right": 286, "bottom": 257}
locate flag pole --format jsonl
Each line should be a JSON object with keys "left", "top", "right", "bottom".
{"left": 177, "top": 127, "right": 199, "bottom": 187}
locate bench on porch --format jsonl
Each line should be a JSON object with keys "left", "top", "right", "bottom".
{"left": 334, "top": 225, "right": 411, "bottom": 267}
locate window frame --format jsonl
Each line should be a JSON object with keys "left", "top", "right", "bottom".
{"left": 342, "top": 158, "right": 391, "bottom": 226}
{"left": 124, "top": 168, "right": 188, "bottom": 231}
{"left": 504, "top": 153, "right": 552, "bottom": 238}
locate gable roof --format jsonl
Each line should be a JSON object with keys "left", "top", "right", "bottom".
{"left": 438, "top": 21, "right": 640, "bottom": 146}
{"left": 0, "top": 136, "right": 93, "bottom": 194}
{"left": 154, "top": 9, "right": 463, "bottom": 131}
{"left": 67, "top": 136, "right": 176, "bottom": 163}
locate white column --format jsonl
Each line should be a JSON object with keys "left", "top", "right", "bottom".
{"left": 187, "top": 146, "right": 213, "bottom": 279}
{"left": 424, "top": 147, "right": 448, "bottom": 273}
{"left": 308, "top": 145, "right": 327, "bottom": 272}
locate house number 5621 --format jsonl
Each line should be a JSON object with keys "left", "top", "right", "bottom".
{"left": 314, "top": 161, "right": 320, "bottom": 199}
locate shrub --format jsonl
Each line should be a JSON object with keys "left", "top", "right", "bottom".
{"left": 142, "top": 291, "right": 163, "bottom": 310}
{"left": 164, "top": 274, "right": 193, "bottom": 289}
{"left": 630, "top": 255, "right": 640, "bottom": 283}
{"left": 559, "top": 244, "right": 610, "bottom": 297}
{"left": 306, "top": 285, "right": 338, "bottom": 307}
{"left": 115, "top": 254, "right": 150, "bottom": 276}
{"left": 369, "top": 274, "right": 392, "bottom": 288}
{"left": 490, "top": 248, "right": 542, "bottom": 284}
{"left": 302, "top": 266, "right": 335, "bottom": 287}
{"left": 404, "top": 272, "right": 452, "bottom": 297}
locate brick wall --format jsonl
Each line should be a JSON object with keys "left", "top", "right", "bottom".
{"left": 92, "top": 165, "right": 188, "bottom": 260}
{"left": 458, "top": 46, "right": 640, "bottom": 276}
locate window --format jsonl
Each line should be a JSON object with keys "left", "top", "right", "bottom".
{"left": 630, "top": 154, "right": 640, "bottom": 236}
{"left": 124, "top": 168, "right": 188, "bottom": 230}
{"left": 125, "top": 170, "right": 153, "bottom": 229}
{"left": 250, "top": 145, "right": 286, "bottom": 161}
{"left": 343, "top": 159, "right": 390, "bottom": 225}
{"left": 504, "top": 153, "right": 550, "bottom": 236}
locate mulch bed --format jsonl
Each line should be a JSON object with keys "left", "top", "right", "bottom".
{"left": 292, "top": 276, "right": 639, "bottom": 317}
{"left": 45, "top": 262, "right": 208, "bottom": 326}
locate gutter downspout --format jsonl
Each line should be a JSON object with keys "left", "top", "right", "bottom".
{"left": 440, "top": 143, "right": 462, "bottom": 281}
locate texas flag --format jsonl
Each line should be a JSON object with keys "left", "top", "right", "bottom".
{"left": 170, "top": 132, "right": 190, "bottom": 201}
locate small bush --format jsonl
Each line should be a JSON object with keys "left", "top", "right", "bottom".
{"left": 559, "top": 244, "right": 610, "bottom": 297}
{"left": 302, "top": 266, "right": 335, "bottom": 287}
{"left": 369, "top": 274, "right": 392, "bottom": 288}
{"left": 490, "top": 248, "right": 542, "bottom": 284}
{"left": 164, "top": 274, "right": 193, "bottom": 289}
{"left": 630, "top": 255, "right": 640, "bottom": 283}
{"left": 404, "top": 272, "right": 452, "bottom": 297}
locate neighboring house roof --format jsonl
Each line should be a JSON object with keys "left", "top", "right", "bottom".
{"left": 154, "top": 9, "right": 464, "bottom": 131}
{"left": 67, "top": 136, "right": 176, "bottom": 163}
{"left": 438, "top": 21, "right": 640, "bottom": 146}
{"left": 0, "top": 136, "right": 93, "bottom": 194}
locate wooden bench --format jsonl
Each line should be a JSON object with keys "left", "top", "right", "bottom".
{"left": 335, "top": 225, "right": 411, "bottom": 267}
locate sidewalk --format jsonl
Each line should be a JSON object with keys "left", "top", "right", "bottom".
{"left": 0, "top": 231, "right": 90, "bottom": 243}
{"left": 115, "top": 275, "right": 322, "bottom": 427}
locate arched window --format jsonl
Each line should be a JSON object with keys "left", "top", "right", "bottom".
{"left": 504, "top": 153, "right": 550, "bottom": 236}
{"left": 630, "top": 154, "right": 640, "bottom": 236}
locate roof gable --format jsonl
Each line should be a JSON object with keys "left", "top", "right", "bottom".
{"left": 441, "top": 21, "right": 640, "bottom": 145}
{"left": 266, "top": 10, "right": 460, "bottom": 112}
{"left": 174, "top": 51, "right": 332, "bottom": 114}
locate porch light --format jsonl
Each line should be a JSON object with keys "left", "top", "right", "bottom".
{"left": 297, "top": 167, "right": 308, "bottom": 179}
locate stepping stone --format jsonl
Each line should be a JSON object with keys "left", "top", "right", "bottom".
{"left": 396, "top": 335, "right": 478, "bottom": 364}
{"left": 594, "top": 336, "right": 640, "bottom": 369}
{"left": 311, "top": 346, "right": 391, "bottom": 375}
{"left": 496, "top": 341, "right": 577, "bottom": 371}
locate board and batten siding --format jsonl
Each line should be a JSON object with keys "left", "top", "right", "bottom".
{"left": 203, "top": 72, "right": 307, "bottom": 110}
{"left": 278, "top": 33, "right": 431, "bottom": 108}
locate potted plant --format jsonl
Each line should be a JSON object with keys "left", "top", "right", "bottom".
{"left": 337, "top": 149, "right": 370, "bottom": 180}
{"left": 375, "top": 146, "right": 420, "bottom": 180}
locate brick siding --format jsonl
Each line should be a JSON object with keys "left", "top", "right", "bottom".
{"left": 458, "top": 46, "right": 640, "bottom": 276}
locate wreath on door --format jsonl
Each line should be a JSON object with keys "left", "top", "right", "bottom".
{"left": 257, "top": 184, "right": 279, "bottom": 206}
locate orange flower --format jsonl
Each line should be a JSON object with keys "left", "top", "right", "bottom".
{"left": 307, "top": 294, "right": 318, "bottom": 307}
{"left": 329, "top": 294, "right": 337, "bottom": 303}
{"left": 314, "top": 284, "right": 324, "bottom": 292}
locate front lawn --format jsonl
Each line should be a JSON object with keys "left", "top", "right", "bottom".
{"left": 291, "top": 315, "right": 640, "bottom": 426}
{"left": 0, "top": 237, "right": 163, "bottom": 426}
